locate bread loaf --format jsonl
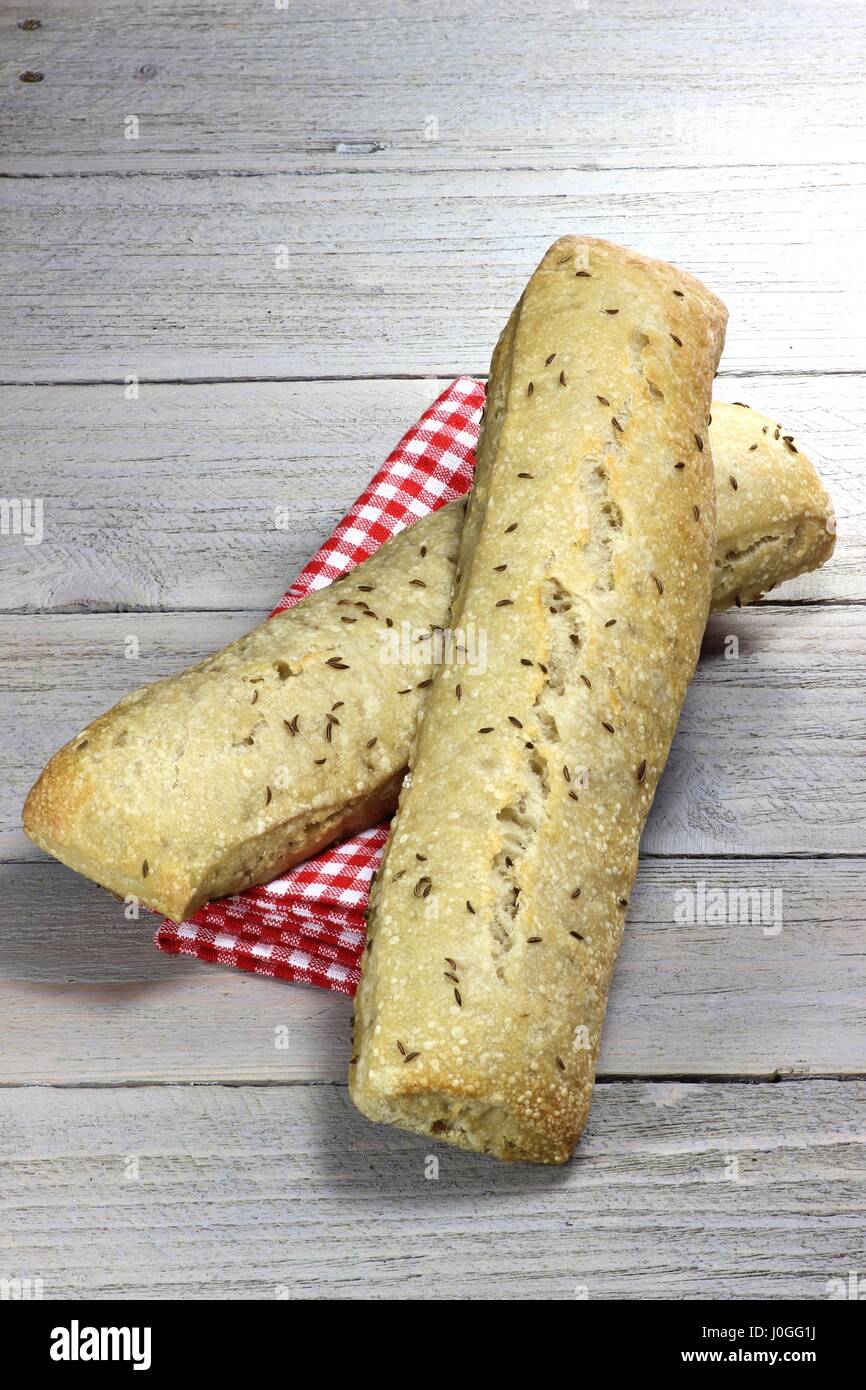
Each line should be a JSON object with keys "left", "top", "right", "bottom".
{"left": 708, "top": 401, "right": 835, "bottom": 611}
{"left": 22, "top": 515, "right": 459, "bottom": 922}
{"left": 23, "top": 397, "right": 833, "bottom": 923}
{"left": 350, "top": 237, "right": 728, "bottom": 1162}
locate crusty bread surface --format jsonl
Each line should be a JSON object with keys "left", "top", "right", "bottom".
{"left": 24, "top": 515, "right": 461, "bottom": 921}
{"left": 350, "top": 236, "right": 728, "bottom": 1162}
{"left": 708, "top": 401, "right": 834, "bottom": 612}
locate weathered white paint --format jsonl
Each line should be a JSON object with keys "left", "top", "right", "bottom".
{"left": 2, "top": 165, "right": 864, "bottom": 378}
{"left": 1, "top": 1081, "right": 863, "bottom": 1299}
{"left": 3, "top": 0, "right": 865, "bottom": 177}
{"left": 0, "top": 376, "right": 860, "bottom": 612}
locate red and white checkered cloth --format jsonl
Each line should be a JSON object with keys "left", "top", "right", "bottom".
{"left": 155, "top": 377, "right": 485, "bottom": 994}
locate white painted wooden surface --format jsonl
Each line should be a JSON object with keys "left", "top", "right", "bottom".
{"left": 2, "top": 1082, "right": 863, "bottom": 1300}
{"left": 3, "top": 167, "right": 865, "bottom": 379}
{"left": 0, "top": 376, "right": 862, "bottom": 611}
{"left": 1, "top": 0, "right": 864, "bottom": 1300}
{"left": 3, "top": 0, "right": 865, "bottom": 176}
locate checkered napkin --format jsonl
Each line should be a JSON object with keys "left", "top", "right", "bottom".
{"left": 155, "top": 377, "right": 485, "bottom": 994}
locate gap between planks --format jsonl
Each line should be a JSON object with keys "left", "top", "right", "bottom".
{"left": 2, "top": 600, "right": 864, "bottom": 617}
{"left": 5, "top": 161, "right": 866, "bottom": 181}
{"left": 1, "top": 1075, "right": 865, "bottom": 1091}
{"left": 3, "top": 369, "right": 866, "bottom": 388}
{"left": 3, "top": 851, "right": 865, "bottom": 865}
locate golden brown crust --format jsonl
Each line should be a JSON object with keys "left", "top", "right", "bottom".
{"left": 350, "top": 237, "right": 728, "bottom": 1162}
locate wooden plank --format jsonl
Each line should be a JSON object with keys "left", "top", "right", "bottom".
{"left": 0, "top": 375, "right": 859, "bottom": 614}
{"left": 2, "top": 0, "right": 865, "bottom": 176}
{"left": 1, "top": 1080, "right": 863, "bottom": 1298}
{"left": 0, "top": 378, "right": 443, "bottom": 613}
{"left": 2, "top": 165, "right": 865, "bottom": 379}
{"left": 0, "top": 857, "right": 862, "bottom": 1084}
{"left": 3, "top": 605, "right": 864, "bottom": 862}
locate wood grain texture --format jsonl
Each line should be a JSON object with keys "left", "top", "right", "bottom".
{"left": 0, "top": 376, "right": 860, "bottom": 614}
{"left": 3, "top": 606, "right": 863, "bottom": 862}
{"left": 1, "top": 1080, "right": 863, "bottom": 1299}
{"left": 0, "top": 378, "right": 443, "bottom": 612}
{"left": 2, "top": 165, "right": 864, "bottom": 379}
{"left": 2, "top": 0, "right": 864, "bottom": 176}
{"left": 0, "top": 857, "right": 863, "bottom": 1085}
{"left": 0, "top": 168, "right": 861, "bottom": 386}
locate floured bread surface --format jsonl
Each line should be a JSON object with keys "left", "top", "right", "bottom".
{"left": 23, "top": 509, "right": 464, "bottom": 921}
{"left": 351, "top": 237, "right": 728, "bottom": 1163}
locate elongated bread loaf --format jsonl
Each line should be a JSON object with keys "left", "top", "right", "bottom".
{"left": 23, "top": 519, "right": 460, "bottom": 922}
{"left": 350, "top": 237, "right": 728, "bottom": 1162}
{"left": 23, "top": 401, "right": 834, "bottom": 923}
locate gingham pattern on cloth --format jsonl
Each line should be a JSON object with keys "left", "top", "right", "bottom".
{"left": 155, "top": 377, "right": 485, "bottom": 995}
